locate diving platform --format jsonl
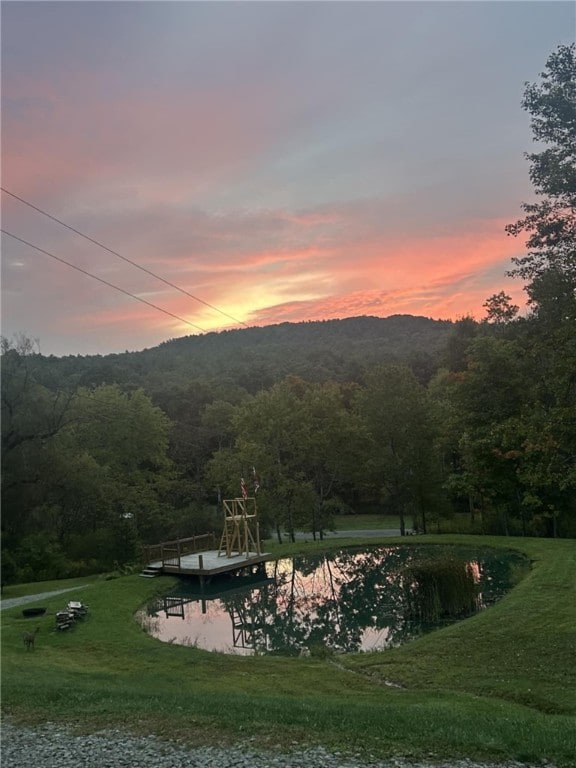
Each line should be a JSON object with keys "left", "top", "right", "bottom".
{"left": 152, "top": 549, "right": 270, "bottom": 580}
{"left": 142, "top": 496, "right": 270, "bottom": 583}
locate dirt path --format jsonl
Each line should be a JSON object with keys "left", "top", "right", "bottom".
{"left": 0, "top": 585, "right": 91, "bottom": 611}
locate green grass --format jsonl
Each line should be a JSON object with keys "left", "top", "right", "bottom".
{"left": 2, "top": 535, "right": 575, "bottom": 765}
{"left": 265, "top": 513, "right": 401, "bottom": 539}
{"left": 332, "top": 514, "right": 401, "bottom": 531}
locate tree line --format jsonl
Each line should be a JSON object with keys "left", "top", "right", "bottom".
{"left": 1, "top": 44, "right": 574, "bottom": 585}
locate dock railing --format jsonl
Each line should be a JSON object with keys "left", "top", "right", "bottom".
{"left": 143, "top": 533, "right": 216, "bottom": 569}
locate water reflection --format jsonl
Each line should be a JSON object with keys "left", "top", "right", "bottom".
{"left": 137, "top": 545, "right": 528, "bottom": 656}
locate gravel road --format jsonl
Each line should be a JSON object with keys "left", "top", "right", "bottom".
{"left": 0, "top": 721, "right": 545, "bottom": 768}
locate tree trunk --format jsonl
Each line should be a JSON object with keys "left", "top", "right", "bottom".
{"left": 286, "top": 491, "right": 295, "bottom": 543}
{"left": 514, "top": 488, "right": 527, "bottom": 536}
{"left": 502, "top": 507, "right": 509, "bottom": 537}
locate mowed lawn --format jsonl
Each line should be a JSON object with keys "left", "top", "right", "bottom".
{"left": 1, "top": 535, "right": 575, "bottom": 765}
{"left": 332, "top": 514, "right": 402, "bottom": 530}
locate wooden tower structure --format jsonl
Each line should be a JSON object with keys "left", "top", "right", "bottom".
{"left": 218, "top": 497, "right": 262, "bottom": 559}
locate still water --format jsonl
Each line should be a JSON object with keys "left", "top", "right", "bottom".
{"left": 137, "top": 545, "right": 528, "bottom": 656}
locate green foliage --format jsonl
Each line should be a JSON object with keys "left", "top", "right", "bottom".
{"left": 355, "top": 364, "right": 444, "bottom": 535}
{"left": 308, "top": 644, "right": 335, "bottom": 660}
{"left": 0, "top": 547, "right": 19, "bottom": 590}
{"left": 9, "top": 533, "right": 71, "bottom": 583}
{"left": 432, "top": 45, "right": 576, "bottom": 539}
{"left": 22, "top": 316, "right": 452, "bottom": 396}
{"left": 431, "top": 325, "right": 575, "bottom": 538}
{"left": 70, "top": 385, "right": 171, "bottom": 472}
{"left": 482, "top": 292, "right": 520, "bottom": 325}
{"left": 207, "top": 378, "right": 365, "bottom": 539}
{"left": 1, "top": 359, "right": 177, "bottom": 579}
{"left": 442, "top": 316, "right": 478, "bottom": 372}
{"left": 506, "top": 43, "right": 576, "bottom": 287}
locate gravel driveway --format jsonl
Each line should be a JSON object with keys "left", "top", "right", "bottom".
{"left": 0, "top": 721, "right": 542, "bottom": 768}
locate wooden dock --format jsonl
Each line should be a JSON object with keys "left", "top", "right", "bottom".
{"left": 142, "top": 498, "right": 270, "bottom": 583}
{"left": 142, "top": 533, "right": 271, "bottom": 583}
{"left": 152, "top": 549, "right": 271, "bottom": 581}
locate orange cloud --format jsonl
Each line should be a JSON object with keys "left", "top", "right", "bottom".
{"left": 54, "top": 209, "right": 527, "bottom": 346}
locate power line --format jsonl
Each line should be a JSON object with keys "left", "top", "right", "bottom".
{"left": 1, "top": 229, "right": 207, "bottom": 333}
{"left": 1, "top": 187, "right": 249, "bottom": 328}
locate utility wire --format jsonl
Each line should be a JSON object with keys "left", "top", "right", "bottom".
{"left": 1, "top": 187, "right": 249, "bottom": 328}
{"left": 1, "top": 229, "right": 206, "bottom": 333}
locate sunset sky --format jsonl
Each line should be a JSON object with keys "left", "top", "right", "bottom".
{"left": 2, "top": 1, "right": 574, "bottom": 356}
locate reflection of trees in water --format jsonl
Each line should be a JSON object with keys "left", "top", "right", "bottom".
{"left": 226, "top": 585, "right": 278, "bottom": 653}
{"left": 336, "top": 548, "right": 412, "bottom": 649}
{"left": 143, "top": 546, "right": 529, "bottom": 656}
{"left": 221, "top": 547, "right": 424, "bottom": 654}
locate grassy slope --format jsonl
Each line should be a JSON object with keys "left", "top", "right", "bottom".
{"left": 343, "top": 536, "right": 576, "bottom": 712}
{"left": 1, "top": 535, "right": 575, "bottom": 765}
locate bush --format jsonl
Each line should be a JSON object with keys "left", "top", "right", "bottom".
{"left": 13, "top": 533, "right": 71, "bottom": 582}
{"left": 0, "top": 548, "right": 19, "bottom": 590}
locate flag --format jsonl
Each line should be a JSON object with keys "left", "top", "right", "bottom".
{"left": 252, "top": 466, "right": 260, "bottom": 494}
{"left": 240, "top": 477, "right": 248, "bottom": 499}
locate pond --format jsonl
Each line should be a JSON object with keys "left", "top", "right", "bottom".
{"left": 136, "top": 545, "right": 529, "bottom": 656}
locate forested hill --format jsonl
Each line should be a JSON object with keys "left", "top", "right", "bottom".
{"left": 33, "top": 314, "right": 454, "bottom": 392}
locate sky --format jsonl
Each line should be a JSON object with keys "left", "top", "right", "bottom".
{"left": 1, "top": 0, "right": 575, "bottom": 357}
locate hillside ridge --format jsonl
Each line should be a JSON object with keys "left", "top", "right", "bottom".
{"left": 25, "top": 314, "right": 456, "bottom": 391}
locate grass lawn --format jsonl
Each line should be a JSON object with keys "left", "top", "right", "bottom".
{"left": 1, "top": 534, "right": 575, "bottom": 765}
{"left": 332, "top": 514, "right": 401, "bottom": 530}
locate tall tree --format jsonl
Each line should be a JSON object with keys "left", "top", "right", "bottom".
{"left": 296, "top": 382, "right": 365, "bottom": 539}
{"left": 355, "top": 365, "right": 438, "bottom": 535}
{"left": 1, "top": 336, "right": 76, "bottom": 543}
{"left": 66, "top": 385, "right": 173, "bottom": 543}
{"left": 505, "top": 43, "right": 576, "bottom": 295}
{"left": 206, "top": 378, "right": 364, "bottom": 542}
{"left": 504, "top": 44, "right": 576, "bottom": 535}
{"left": 206, "top": 379, "right": 307, "bottom": 541}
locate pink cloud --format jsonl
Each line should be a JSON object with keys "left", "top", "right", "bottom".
{"left": 3, "top": 70, "right": 291, "bottom": 207}
{"left": 37, "top": 207, "right": 526, "bottom": 343}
